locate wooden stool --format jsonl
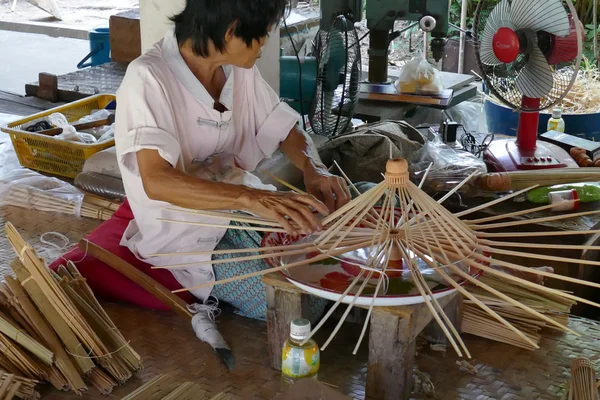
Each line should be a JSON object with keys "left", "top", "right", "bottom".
{"left": 262, "top": 273, "right": 462, "bottom": 400}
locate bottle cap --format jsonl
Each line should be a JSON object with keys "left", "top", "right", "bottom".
{"left": 552, "top": 108, "right": 562, "bottom": 119}
{"left": 290, "top": 318, "right": 311, "bottom": 341}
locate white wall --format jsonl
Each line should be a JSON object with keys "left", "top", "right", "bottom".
{"left": 139, "top": 0, "right": 280, "bottom": 94}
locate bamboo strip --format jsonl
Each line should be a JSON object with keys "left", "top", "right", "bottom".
{"left": 352, "top": 242, "right": 394, "bottom": 355}
{"left": 480, "top": 239, "right": 600, "bottom": 252}
{"left": 172, "top": 240, "right": 373, "bottom": 293}
{"left": 122, "top": 375, "right": 180, "bottom": 400}
{"left": 259, "top": 170, "right": 306, "bottom": 194}
{"left": 453, "top": 185, "right": 538, "bottom": 218}
{"left": 479, "top": 229, "right": 600, "bottom": 238}
{"left": 153, "top": 237, "right": 368, "bottom": 270}
{"left": 89, "top": 367, "right": 117, "bottom": 395}
{"left": 0, "top": 314, "right": 53, "bottom": 366}
{"left": 465, "top": 202, "right": 576, "bottom": 224}
{"left": 300, "top": 270, "right": 369, "bottom": 347}
{"left": 470, "top": 209, "right": 600, "bottom": 231}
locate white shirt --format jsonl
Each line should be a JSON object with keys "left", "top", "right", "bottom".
{"left": 115, "top": 29, "right": 300, "bottom": 300}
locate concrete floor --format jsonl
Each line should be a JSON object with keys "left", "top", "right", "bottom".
{"left": 0, "top": 30, "right": 88, "bottom": 95}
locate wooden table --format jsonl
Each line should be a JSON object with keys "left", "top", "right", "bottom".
{"left": 262, "top": 273, "right": 462, "bottom": 400}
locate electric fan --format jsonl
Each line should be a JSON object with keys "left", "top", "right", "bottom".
{"left": 473, "top": 0, "right": 584, "bottom": 172}
{"left": 308, "top": 15, "right": 362, "bottom": 137}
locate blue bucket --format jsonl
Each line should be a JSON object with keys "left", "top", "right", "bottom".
{"left": 485, "top": 99, "right": 600, "bottom": 141}
{"left": 78, "top": 27, "right": 111, "bottom": 69}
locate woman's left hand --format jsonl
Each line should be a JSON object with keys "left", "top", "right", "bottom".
{"left": 304, "top": 166, "right": 352, "bottom": 213}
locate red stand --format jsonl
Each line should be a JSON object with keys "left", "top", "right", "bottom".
{"left": 484, "top": 97, "right": 578, "bottom": 172}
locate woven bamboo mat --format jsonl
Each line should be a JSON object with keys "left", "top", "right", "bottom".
{"left": 36, "top": 304, "right": 600, "bottom": 400}
{"left": 0, "top": 205, "right": 102, "bottom": 276}
{"left": 0, "top": 206, "right": 599, "bottom": 399}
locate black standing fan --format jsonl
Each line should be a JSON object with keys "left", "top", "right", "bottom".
{"left": 309, "top": 15, "right": 362, "bottom": 137}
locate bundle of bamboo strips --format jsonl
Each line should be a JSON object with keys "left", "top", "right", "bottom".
{"left": 0, "top": 371, "right": 40, "bottom": 399}
{"left": 478, "top": 169, "right": 600, "bottom": 192}
{"left": 0, "top": 222, "right": 141, "bottom": 396}
{"left": 2, "top": 185, "right": 120, "bottom": 221}
{"left": 461, "top": 274, "right": 576, "bottom": 349}
{"left": 121, "top": 374, "right": 230, "bottom": 400}
{"left": 562, "top": 357, "right": 599, "bottom": 400}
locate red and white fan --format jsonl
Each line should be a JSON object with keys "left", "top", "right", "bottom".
{"left": 473, "top": 0, "right": 584, "bottom": 172}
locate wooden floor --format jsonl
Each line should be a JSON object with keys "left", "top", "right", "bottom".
{"left": 0, "top": 90, "right": 63, "bottom": 117}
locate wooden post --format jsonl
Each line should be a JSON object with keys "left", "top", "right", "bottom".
{"left": 366, "top": 294, "right": 458, "bottom": 400}
{"left": 366, "top": 308, "right": 416, "bottom": 400}
{"left": 266, "top": 284, "right": 311, "bottom": 370}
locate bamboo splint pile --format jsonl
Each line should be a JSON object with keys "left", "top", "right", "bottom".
{"left": 478, "top": 168, "right": 600, "bottom": 192}
{"left": 122, "top": 374, "right": 230, "bottom": 400}
{"left": 154, "top": 157, "right": 600, "bottom": 358}
{"left": 3, "top": 184, "right": 120, "bottom": 221}
{"left": 461, "top": 274, "right": 576, "bottom": 349}
{"left": 0, "top": 371, "right": 39, "bottom": 399}
{"left": 1, "top": 222, "right": 141, "bottom": 396}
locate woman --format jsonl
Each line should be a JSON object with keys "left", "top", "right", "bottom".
{"left": 114, "top": 0, "right": 351, "bottom": 321}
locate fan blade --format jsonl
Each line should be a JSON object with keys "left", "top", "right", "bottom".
{"left": 510, "top": 0, "right": 570, "bottom": 37}
{"left": 480, "top": 0, "right": 514, "bottom": 65}
{"left": 516, "top": 46, "right": 554, "bottom": 99}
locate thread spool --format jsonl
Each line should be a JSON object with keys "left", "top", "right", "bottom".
{"left": 549, "top": 190, "right": 579, "bottom": 212}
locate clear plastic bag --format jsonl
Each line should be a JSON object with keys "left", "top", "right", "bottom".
{"left": 0, "top": 169, "right": 85, "bottom": 217}
{"left": 409, "top": 135, "right": 487, "bottom": 197}
{"left": 395, "top": 57, "right": 443, "bottom": 95}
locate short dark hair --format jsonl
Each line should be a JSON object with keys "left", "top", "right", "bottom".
{"left": 171, "top": 0, "right": 288, "bottom": 57}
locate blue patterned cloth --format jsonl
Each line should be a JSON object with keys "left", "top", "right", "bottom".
{"left": 211, "top": 182, "right": 386, "bottom": 321}
{"left": 211, "top": 222, "right": 328, "bottom": 321}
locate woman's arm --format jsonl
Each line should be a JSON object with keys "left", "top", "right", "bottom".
{"left": 136, "top": 149, "right": 329, "bottom": 235}
{"left": 279, "top": 126, "right": 352, "bottom": 212}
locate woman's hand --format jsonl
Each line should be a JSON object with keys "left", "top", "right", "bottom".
{"left": 242, "top": 190, "right": 330, "bottom": 236}
{"left": 304, "top": 167, "right": 352, "bottom": 213}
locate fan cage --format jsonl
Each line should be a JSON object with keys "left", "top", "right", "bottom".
{"left": 473, "top": 0, "right": 582, "bottom": 113}
{"left": 309, "top": 15, "right": 362, "bottom": 137}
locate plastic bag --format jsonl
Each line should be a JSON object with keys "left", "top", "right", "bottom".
{"left": 0, "top": 169, "right": 85, "bottom": 217}
{"left": 409, "top": 135, "right": 487, "bottom": 197}
{"left": 50, "top": 113, "right": 97, "bottom": 144}
{"left": 76, "top": 109, "right": 115, "bottom": 142}
{"left": 395, "top": 57, "right": 443, "bottom": 95}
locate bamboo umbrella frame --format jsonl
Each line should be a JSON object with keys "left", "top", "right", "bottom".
{"left": 156, "top": 157, "right": 600, "bottom": 357}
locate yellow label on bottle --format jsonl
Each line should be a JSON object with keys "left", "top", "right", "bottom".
{"left": 282, "top": 342, "right": 320, "bottom": 378}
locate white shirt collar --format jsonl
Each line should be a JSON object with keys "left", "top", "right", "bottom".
{"left": 162, "top": 28, "right": 234, "bottom": 110}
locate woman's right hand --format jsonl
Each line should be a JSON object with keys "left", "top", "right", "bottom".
{"left": 242, "top": 190, "right": 330, "bottom": 236}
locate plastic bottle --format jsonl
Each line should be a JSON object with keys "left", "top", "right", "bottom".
{"left": 547, "top": 108, "right": 565, "bottom": 133}
{"left": 281, "top": 318, "right": 320, "bottom": 388}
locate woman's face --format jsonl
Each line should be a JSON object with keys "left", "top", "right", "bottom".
{"left": 223, "top": 27, "right": 270, "bottom": 69}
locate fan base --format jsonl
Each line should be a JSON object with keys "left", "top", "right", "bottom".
{"left": 484, "top": 139, "right": 578, "bottom": 172}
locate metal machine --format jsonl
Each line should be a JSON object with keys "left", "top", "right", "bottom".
{"left": 279, "top": 0, "right": 453, "bottom": 133}
{"left": 320, "top": 0, "right": 450, "bottom": 83}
